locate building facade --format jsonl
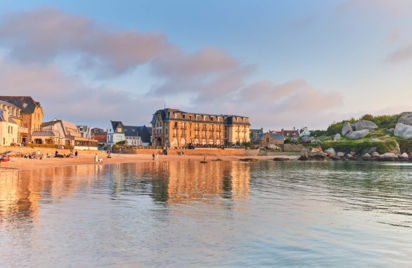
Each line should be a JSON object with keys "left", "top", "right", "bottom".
{"left": 259, "top": 132, "right": 285, "bottom": 148}
{"left": 0, "top": 106, "right": 19, "bottom": 146}
{"left": 107, "top": 121, "right": 152, "bottom": 147}
{"left": 250, "top": 128, "right": 264, "bottom": 144}
{"left": 151, "top": 108, "right": 250, "bottom": 148}
{"left": 32, "top": 119, "right": 97, "bottom": 150}
{"left": 0, "top": 96, "right": 43, "bottom": 143}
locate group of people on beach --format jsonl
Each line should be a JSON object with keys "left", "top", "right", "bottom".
{"left": 20, "top": 150, "right": 79, "bottom": 160}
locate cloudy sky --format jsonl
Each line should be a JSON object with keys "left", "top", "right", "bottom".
{"left": 1, "top": 0, "right": 412, "bottom": 130}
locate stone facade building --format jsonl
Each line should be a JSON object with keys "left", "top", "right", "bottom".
{"left": 0, "top": 96, "right": 43, "bottom": 143}
{"left": 151, "top": 108, "right": 250, "bottom": 148}
{"left": 259, "top": 132, "right": 285, "bottom": 148}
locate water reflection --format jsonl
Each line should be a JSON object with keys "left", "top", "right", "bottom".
{"left": 1, "top": 161, "right": 412, "bottom": 267}
{"left": 0, "top": 160, "right": 250, "bottom": 223}
{"left": 0, "top": 165, "right": 103, "bottom": 223}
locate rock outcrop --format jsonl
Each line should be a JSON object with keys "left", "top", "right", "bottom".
{"left": 353, "top": 120, "right": 378, "bottom": 130}
{"left": 353, "top": 120, "right": 378, "bottom": 131}
{"left": 341, "top": 122, "right": 352, "bottom": 136}
{"left": 362, "top": 153, "right": 371, "bottom": 161}
{"left": 398, "top": 112, "right": 412, "bottom": 126}
{"left": 346, "top": 129, "right": 369, "bottom": 139}
{"left": 324, "top": 148, "right": 336, "bottom": 157}
{"left": 334, "top": 133, "right": 341, "bottom": 141}
{"left": 381, "top": 152, "right": 397, "bottom": 161}
{"left": 394, "top": 123, "right": 412, "bottom": 139}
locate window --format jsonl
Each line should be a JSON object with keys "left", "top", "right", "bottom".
{"left": 266, "top": 138, "right": 269, "bottom": 142}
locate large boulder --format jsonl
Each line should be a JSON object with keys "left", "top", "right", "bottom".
{"left": 341, "top": 122, "right": 353, "bottom": 136}
{"left": 362, "top": 153, "right": 371, "bottom": 161}
{"left": 334, "top": 133, "right": 341, "bottom": 141}
{"left": 337, "top": 152, "right": 345, "bottom": 158}
{"left": 398, "top": 113, "right": 412, "bottom": 126}
{"left": 381, "top": 152, "right": 398, "bottom": 161}
{"left": 394, "top": 123, "right": 412, "bottom": 139}
{"left": 353, "top": 120, "right": 378, "bottom": 131}
{"left": 308, "top": 151, "right": 327, "bottom": 160}
{"left": 325, "top": 148, "right": 336, "bottom": 157}
{"left": 346, "top": 129, "right": 369, "bottom": 139}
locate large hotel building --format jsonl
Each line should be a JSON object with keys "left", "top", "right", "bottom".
{"left": 151, "top": 108, "right": 250, "bottom": 148}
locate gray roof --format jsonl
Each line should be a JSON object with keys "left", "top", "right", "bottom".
{"left": 0, "top": 96, "right": 41, "bottom": 114}
{"left": 270, "top": 133, "right": 285, "bottom": 140}
{"left": 32, "top": 131, "right": 56, "bottom": 137}
{"left": 111, "top": 121, "right": 123, "bottom": 132}
{"left": 258, "top": 133, "right": 285, "bottom": 141}
{"left": 124, "top": 126, "right": 139, "bottom": 137}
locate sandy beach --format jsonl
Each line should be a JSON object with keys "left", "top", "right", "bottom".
{"left": 0, "top": 153, "right": 297, "bottom": 171}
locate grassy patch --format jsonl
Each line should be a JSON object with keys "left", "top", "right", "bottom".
{"left": 322, "top": 138, "right": 399, "bottom": 154}
{"left": 396, "top": 138, "right": 412, "bottom": 153}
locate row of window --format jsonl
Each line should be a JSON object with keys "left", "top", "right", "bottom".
{"left": 171, "top": 112, "right": 248, "bottom": 123}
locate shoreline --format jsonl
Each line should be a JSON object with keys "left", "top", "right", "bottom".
{"left": 0, "top": 153, "right": 297, "bottom": 171}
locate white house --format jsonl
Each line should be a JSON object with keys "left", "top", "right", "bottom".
{"left": 107, "top": 121, "right": 126, "bottom": 147}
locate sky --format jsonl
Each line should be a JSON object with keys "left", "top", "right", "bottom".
{"left": 1, "top": 0, "right": 412, "bottom": 130}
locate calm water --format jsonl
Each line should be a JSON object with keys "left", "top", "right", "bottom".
{"left": 1, "top": 160, "right": 412, "bottom": 267}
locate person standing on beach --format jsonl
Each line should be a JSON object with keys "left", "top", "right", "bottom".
{"left": 152, "top": 153, "right": 155, "bottom": 160}
{"left": 94, "top": 153, "right": 98, "bottom": 163}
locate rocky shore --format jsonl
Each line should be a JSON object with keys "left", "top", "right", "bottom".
{"left": 297, "top": 147, "right": 412, "bottom": 162}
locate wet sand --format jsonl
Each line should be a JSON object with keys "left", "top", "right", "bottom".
{"left": 0, "top": 153, "right": 297, "bottom": 171}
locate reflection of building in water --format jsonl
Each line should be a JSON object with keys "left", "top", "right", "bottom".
{"left": 0, "top": 165, "right": 102, "bottom": 223}
{"left": 166, "top": 161, "right": 250, "bottom": 203}
{"left": 229, "top": 162, "right": 250, "bottom": 199}
{"left": 105, "top": 161, "right": 251, "bottom": 204}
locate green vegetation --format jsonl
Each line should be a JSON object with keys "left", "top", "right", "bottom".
{"left": 360, "top": 114, "right": 401, "bottom": 130}
{"left": 316, "top": 112, "right": 410, "bottom": 154}
{"left": 397, "top": 138, "right": 412, "bottom": 153}
{"left": 310, "top": 130, "right": 328, "bottom": 137}
{"left": 242, "top": 141, "right": 252, "bottom": 147}
{"left": 115, "top": 140, "right": 126, "bottom": 146}
{"left": 322, "top": 138, "right": 399, "bottom": 154}
{"left": 326, "top": 118, "right": 356, "bottom": 135}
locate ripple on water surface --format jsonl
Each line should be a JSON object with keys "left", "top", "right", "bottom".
{"left": 0, "top": 161, "right": 412, "bottom": 267}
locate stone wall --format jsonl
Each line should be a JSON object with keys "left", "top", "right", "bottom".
{"left": 113, "top": 147, "right": 255, "bottom": 156}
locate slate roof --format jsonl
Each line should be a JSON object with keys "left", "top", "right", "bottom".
{"left": 111, "top": 121, "right": 124, "bottom": 133}
{"left": 124, "top": 126, "right": 139, "bottom": 137}
{"left": 32, "top": 131, "right": 57, "bottom": 137}
{"left": 151, "top": 108, "right": 250, "bottom": 125}
{"left": 0, "top": 96, "right": 41, "bottom": 114}
{"left": 258, "top": 133, "right": 285, "bottom": 141}
{"left": 270, "top": 133, "right": 285, "bottom": 140}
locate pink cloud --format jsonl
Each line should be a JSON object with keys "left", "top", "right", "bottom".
{"left": 0, "top": 56, "right": 163, "bottom": 126}
{"left": 0, "top": 8, "right": 345, "bottom": 129}
{"left": 0, "top": 8, "right": 169, "bottom": 74}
